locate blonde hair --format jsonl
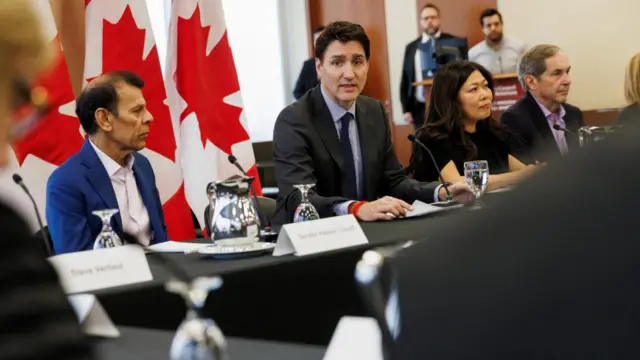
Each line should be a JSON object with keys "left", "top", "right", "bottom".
{"left": 0, "top": 1, "right": 50, "bottom": 83}
{"left": 624, "top": 53, "right": 640, "bottom": 105}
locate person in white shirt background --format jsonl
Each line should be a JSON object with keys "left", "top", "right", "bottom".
{"left": 468, "top": 8, "right": 527, "bottom": 74}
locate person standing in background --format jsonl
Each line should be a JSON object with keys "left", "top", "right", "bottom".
{"left": 400, "top": 3, "right": 468, "bottom": 128}
{"left": 468, "top": 9, "right": 527, "bottom": 74}
{"left": 0, "top": 1, "right": 94, "bottom": 358}
{"left": 293, "top": 25, "right": 325, "bottom": 100}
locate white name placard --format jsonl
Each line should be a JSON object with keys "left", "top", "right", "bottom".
{"left": 49, "top": 245, "right": 153, "bottom": 294}
{"left": 273, "top": 215, "right": 368, "bottom": 256}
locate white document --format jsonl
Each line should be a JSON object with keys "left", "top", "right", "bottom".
{"left": 323, "top": 316, "right": 382, "bottom": 360}
{"left": 68, "top": 294, "right": 120, "bottom": 338}
{"left": 406, "top": 200, "right": 462, "bottom": 218}
{"left": 486, "top": 186, "right": 513, "bottom": 194}
{"left": 49, "top": 244, "right": 153, "bottom": 294}
{"left": 147, "top": 241, "right": 211, "bottom": 253}
{"left": 273, "top": 215, "right": 368, "bottom": 257}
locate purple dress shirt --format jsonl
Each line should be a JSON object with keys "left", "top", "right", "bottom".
{"left": 533, "top": 96, "right": 569, "bottom": 155}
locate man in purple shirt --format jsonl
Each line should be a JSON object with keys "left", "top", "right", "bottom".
{"left": 501, "top": 44, "right": 584, "bottom": 164}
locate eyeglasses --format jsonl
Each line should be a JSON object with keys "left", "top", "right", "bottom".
{"left": 9, "top": 78, "right": 49, "bottom": 141}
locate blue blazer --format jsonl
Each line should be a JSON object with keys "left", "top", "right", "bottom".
{"left": 46, "top": 140, "right": 169, "bottom": 254}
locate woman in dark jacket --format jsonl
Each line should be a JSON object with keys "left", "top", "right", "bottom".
{"left": 0, "top": 1, "right": 94, "bottom": 359}
{"left": 408, "top": 61, "right": 541, "bottom": 192}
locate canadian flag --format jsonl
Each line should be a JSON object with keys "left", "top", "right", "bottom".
{"left": 84, "top": 0, "right": 195, "bottom": 240}
{"left": 165, "top": 0, "right": 262, "bottom": 229}
{"left": 0, "top": 0, "right": 195, "bottom": 240}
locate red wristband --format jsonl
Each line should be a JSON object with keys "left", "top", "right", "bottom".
{"left": 348, "top": 201, "right": 367, "bottom": 218}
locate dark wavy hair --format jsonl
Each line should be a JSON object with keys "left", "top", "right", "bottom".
{"left": 409, "top": 61, "right": 508, "bottom": 172}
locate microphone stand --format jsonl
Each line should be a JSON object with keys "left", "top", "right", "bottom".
{"left": 407, "top": 134, "right": 453, "bottom": 202}
{"left": 12, "top": 174, "right": 53, "bottom": 256}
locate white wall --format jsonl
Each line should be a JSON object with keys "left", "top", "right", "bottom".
{"left": 385, "top": 0, "right": 418, "bottom": 125}
{"left": 278, "top": 0, "right": 310, "bottom": 106}
{"left": 498, "top": 0, "right": 640, "bottom": 110}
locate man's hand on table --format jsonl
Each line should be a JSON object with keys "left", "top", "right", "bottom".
{"left": 439, "top": 181, "right": 475, "bottom": 204}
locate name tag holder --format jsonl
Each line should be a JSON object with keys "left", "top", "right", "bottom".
{"left": 49, "top": 244, "right": 153, "bottom": 294}
{"left": 273, "top": 215, "right": 368, "bottom": 256}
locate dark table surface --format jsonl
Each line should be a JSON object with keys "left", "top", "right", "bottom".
{"left": 94, "top": 208, "right": 467, "bottom": 346}
{"left": 96, "top": 326, "right": 325, "bottom": 360}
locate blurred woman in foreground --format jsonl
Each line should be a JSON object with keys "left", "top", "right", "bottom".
{"left": 617, "top": 53, "right": 640, "bottom": 124}
{"left": 408, "top": 61, "right": 541, "bottom": 192}
{"left": 0, "top": 1, "right": 93, "bottom": 358}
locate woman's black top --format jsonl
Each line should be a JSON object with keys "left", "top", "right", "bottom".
{"left": 412, "top": 120, "right": 511, "bottom": 182}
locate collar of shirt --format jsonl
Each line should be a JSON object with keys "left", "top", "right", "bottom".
{"left": 320, "top": 85, "right": 356, "bottom": 123}
{"left": 89, "top": 139, "right": 135, "bottom": 178}
{"left": 421, "top": 31, "right": 441, "bottom": 43}
{"left": 532, "top": 93, "right": 566, "bottom": 124}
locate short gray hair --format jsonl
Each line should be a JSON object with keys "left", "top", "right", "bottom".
{"left": 517, "top": 44, "right": 561, "bottom": 89}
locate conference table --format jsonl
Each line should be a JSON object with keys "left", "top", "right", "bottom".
{"left": 92, "top": 203, "right": 481, "bottom": 346}
{"left": 96, "top": 326, "right": 325, "bottom": 359}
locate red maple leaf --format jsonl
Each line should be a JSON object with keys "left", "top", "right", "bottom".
{"left": 100, "top": 6, "right": 176, "bottom": 162}
{"left": 12, "top": 39, "right": 83, "bottom": 166}
{"left": 175, "top": 6, "right": 248, "bottom": 153}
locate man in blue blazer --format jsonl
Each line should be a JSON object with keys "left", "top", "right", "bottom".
{"left": 46, "top": 71, "right": 168, "bottom": 254}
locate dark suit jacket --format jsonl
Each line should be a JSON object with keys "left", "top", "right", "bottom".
{"left": 0, "top": 201, "right": 95, "bottom": 359}
{"left": 391, "top": 122, "right": 640, "bottom": 359}
{"left": 293, "top": 58, "right": 319, "bottom": 100}
{"left": 616, "top": 103, "right": 640, "bottom": 124}
{"left": 400, "top": 33, "right": 469, "bottom": 115}
{"left": 272, "top": 86, "right": 439, "bottom": 226}
{"left": 501, "top": 91, "right": 584, "bottom": 164}
{"left": 46, "top": 140, "right": 169, "bottom": 254}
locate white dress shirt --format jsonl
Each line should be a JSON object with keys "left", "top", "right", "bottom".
{"left": 414, "top": 31, "right": 441, "bottom": 103}
{"left": 89, "top": 141, "right": 151, "bottom": 246}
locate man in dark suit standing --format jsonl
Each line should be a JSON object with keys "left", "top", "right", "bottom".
{"left": 501, "top": 44, "right": 584, "bottom": 164}
{"left": 293, "top": 26, "right": 325, "bottom": 100}
{"left": 272, "top": 21, "right": 473, "bottom": 226}
{"left": 400, "top": 3, "right": 468, "bottom": 128}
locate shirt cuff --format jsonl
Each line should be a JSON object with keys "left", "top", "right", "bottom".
{"left": 334, "top": 201, "right": 355, "bottom": 216}
{"left": 434, "top": 184, "right": 443, "bottom": 202}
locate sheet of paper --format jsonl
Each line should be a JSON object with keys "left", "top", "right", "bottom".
{"left": 486, "top": 186, "right": 513, "bottom": 194}
{"left": 323, "top": 316, "right": 382, "bottom": 360}
{"left": 405, "top": 200, "right": 460, "bottom": 218}
{"left": 147, "top": 241, "right": 212, "bottom": 253}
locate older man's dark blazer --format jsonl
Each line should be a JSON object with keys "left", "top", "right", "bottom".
{"left": 500, "top": 91, "right": 584, "bottom": 164}
{"left": 272, "top": 86, "right": 439, "bottom": 226}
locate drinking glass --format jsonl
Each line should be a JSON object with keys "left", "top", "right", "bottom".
{"left": 92, "top": 209, "right": 123, "bottom": 250}
{"left": 167, "top": 276, "right": 229, "bottom": 360}
{"left": 293, "top": 184, "right": 320, "bottom": 223}
{"left": 463, "top": 160, "right": 489, "bottom": 210}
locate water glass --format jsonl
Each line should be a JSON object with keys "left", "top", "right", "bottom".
{"left": 293, "top": 184, "right": 320, "bottom": 223}
{"left": 92, "top": 209, "right": 123, "bottom": 249}
{"left": 463, "top": 160, "right": 489, "bottom": 210}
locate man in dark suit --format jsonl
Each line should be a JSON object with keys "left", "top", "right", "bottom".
{"left": 400, "top": 3, "right": 468, "bottom": 128}
{"left": 389, "top": 123, "right": 640, "bottom": 359}
{"left": 293, "top": 26, "right": 325, "bottom": 100}
{"left": 501, "top": 44, "right": 584, "bottom": 164}
{"left": 273, "top": 21, "right": 473, "bottom": 226}
{"left": 46, "top": 71, "right": 168, "bottom": 254}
